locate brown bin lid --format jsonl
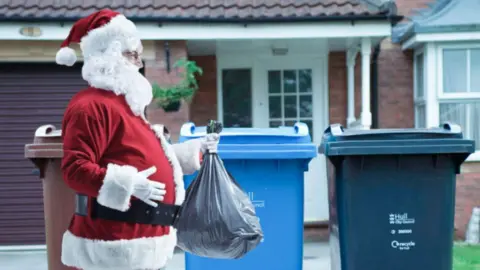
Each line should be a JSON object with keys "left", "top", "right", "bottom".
{"left": 25, "top": 125, "right": 63, "bottom": 159}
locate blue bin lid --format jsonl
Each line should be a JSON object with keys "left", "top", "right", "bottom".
{"left": 320, "top": 123, "right": 476, "bottom": 156}
{"left": 179, "top": 122, "right": 317, "bottom": 159}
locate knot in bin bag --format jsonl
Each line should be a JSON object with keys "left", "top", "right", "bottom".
{"left": 175, "top": 121, "right": 264, "bottom": 259}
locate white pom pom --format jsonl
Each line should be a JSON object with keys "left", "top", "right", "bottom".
{"left": 55, "top": 47, "right": 77, "bottom": 66}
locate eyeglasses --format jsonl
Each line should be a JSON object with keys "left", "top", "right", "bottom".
{"left": 123, "top": 51, "right": 142, "bottom": 60}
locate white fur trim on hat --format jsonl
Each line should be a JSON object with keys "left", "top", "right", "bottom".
{"left": 56, "top": 47, "right": 77, "bottom": 66}
{"left": 80, "top": 15, "right": 141, "bottom": 57}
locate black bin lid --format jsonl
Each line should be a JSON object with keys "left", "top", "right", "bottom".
{"left": 320, "top": 123, "right": 476, "bottom": 156}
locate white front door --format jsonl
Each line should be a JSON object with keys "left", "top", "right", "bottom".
{"left": 255, "top": 57, "right": 329, "bottom": 222}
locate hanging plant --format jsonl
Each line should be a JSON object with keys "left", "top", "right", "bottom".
{"left": 152, "top": 58, "right": 203, "bottom": 112}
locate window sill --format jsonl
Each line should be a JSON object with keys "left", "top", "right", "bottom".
{"left": 465, "top": 151, "right": 480, "bottom": 162}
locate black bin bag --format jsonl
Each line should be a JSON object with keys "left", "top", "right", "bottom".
{"left": 175, "top": 121, "right": 264, "bottom": 259}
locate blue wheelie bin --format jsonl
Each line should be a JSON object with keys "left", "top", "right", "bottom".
{"left": 320, "top": 123, "right": 475, "bottom": 270}
{"left": 179, "top": 122, "right": 317, "bottom": 270}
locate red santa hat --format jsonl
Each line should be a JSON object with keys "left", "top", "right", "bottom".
{"left": 56, "top": 9, "right": 140, "bottom": 67}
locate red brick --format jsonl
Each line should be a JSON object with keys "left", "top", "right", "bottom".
{"left": 145, "top": 41, "right": 189, "bottom": 142}
{"left": 376, "top": 41, "right": 414, "bottom": 128}
{"left": 328, "top": 52, "right": 347, "bottom": 125}
{"left": 396, "top": 0, "right": 434, "bottom": 18}
{"left": 189, "top": 55, "right": 217, "bottom": 126}
{"left": 144, "top": 41, "right": 218, "bottom": 141}
{"left": 455, "top": 171, "right": 480, "bottom": 240}
{"left": 328, "top": 52, "right": 362, "bottom": 126}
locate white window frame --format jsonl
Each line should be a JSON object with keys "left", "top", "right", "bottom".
{"left": 436, "top": 43, "right": 480, "bottom": 99}
{"left": 414, "top": 48, "right": 426, "bottom": 128}
{"left": 435, "top": 43, "right": 480, "bottom": 161}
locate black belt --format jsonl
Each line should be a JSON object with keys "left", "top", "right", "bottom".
{"left": 75, "top": 194, "right": 181, "bottom": 227}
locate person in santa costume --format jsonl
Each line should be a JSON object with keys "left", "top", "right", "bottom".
{"left": 56, "top": 9, "right": 219, "bottom": 270}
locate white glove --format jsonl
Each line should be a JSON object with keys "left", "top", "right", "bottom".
{"left": 201, "top": 133, "right": 220, "bottom": 153}
{"left": 132, "top": 166, "right": 166, "bottom": 207}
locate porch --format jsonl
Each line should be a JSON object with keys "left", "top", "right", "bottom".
{"left": 188, "top": 36, "right": 379, "bottom": 131}
{"left": 182, "top": 24, "right": 391, "bottom": 222}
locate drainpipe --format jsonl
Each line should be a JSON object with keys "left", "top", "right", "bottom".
{"left": 368, "top": 0, "right": 402, "bottom": 129}
{"left": 370, "top": 43, "right": 381, "bottom": 129}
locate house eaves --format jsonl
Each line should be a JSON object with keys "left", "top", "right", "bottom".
{"left": 392, "top": 0, "right": 480, "bottom": 44}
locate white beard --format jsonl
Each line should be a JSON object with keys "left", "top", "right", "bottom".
{"left": 82, "top": 54, "right": 153, "bottom": 121}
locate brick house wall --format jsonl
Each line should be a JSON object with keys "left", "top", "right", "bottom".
{"left": 189, "top": 55, "right": 218, "bottom": 126}
{"left": 144, "top": 41, "right": 217, "bottom": 141}
{"left": 328, "top": 52, "right": 363, "bottom": 126}
{"left": 456, "top": 166, "right": 480, "bottom": 240}
{"left": 144, "top": 40, "right": 190, "bottom": 142}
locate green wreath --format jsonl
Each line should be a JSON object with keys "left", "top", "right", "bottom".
{"left": 152, "top": 58, "right": 203, "bottom": 109}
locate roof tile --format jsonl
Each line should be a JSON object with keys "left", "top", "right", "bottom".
{"left": 0, "top": 0, "right": 387, "bottom": 20}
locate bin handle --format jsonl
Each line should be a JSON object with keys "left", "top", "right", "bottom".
{"left": 328, "top": 124, "right": 345, "bottom": 136}
{"left": 294, "top": 122, "right": 309, "bottom": 136}
{"left": 34, "top": 124, "right": 56, "bottom": 137}
{"left": 442, "top": 122, "right": 462, "bottom": 133}
{"left": 180, "top": 122, "right": 196, "bottom": 137}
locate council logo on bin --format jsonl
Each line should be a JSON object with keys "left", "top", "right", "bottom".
{"left": 389, "top": 213, "right": 415, "bottom": 225}
{"left": 391, "top": 240, "right": 416, "bottom": 251}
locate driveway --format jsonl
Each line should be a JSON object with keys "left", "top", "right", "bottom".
{"left": 0, "top": 241, "right": 331, "bottom": 270}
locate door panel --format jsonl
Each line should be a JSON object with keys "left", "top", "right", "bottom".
{"left": 221, "top": 69, "right": 253, "bottom": 128}
{"left": 258, "top": 60, "right": 329, "bottom": 222}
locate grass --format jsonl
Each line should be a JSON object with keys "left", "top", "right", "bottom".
{"left": 453, "top": 243, "right": 480, "bottom": 270}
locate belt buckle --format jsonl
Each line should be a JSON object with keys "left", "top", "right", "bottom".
{"left": 75, "top": 194, "right": 89, "bottom": 216}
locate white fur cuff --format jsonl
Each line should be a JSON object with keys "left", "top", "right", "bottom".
{"left": 172, "top": 139, "right": 202, "bottom": 175}
{"left": 97, "top": 164, "right": 137, "bottom": 212}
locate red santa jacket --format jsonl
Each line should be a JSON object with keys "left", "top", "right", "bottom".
{"left": 60, "top": 87, "right": 202, "bottom": 270}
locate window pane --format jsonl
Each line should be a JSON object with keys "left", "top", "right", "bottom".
{"left": 415, "top": 54, "right": 424, "bottom": 98}
{"left": 268, "top": 70, "right": 281, "bottom": 93}
{"left": 442, "top": 49, "right": 467, "bottom": 93}
{"left": 222, "top": 69, "right": 252, "bottom": 127}
{"left": 299, "top": 69, "right": 312, "bottom": 93}
{"left": 284, "top": 96, "right": 297, "bottom": 118}
{"left": 299, "top": 95, "right": 313, "bottom": 117}
{"left": 269, "top": 96, "right": 281, "bottom": 118}
{"left": 471, "top": 49, "right": 480, "bottom": 92}
{"left": 285, "top": 120, "right": 297, "bottom": 127}
{"left": 269, "top": 120, "right": 282, "bottom": 128}
{"left": 440, "top": 102, "right": 480, "bottom": 150}
{"left": 415, "top": 104, "right": 426, "bottom": 128}
{"left": 440, "top": 103, "right": 468, "bottom": 129}
{"left": 283, "top": 70, "right": 297, "bottom": 93}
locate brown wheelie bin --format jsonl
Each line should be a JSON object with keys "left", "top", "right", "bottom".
{"left": 25, "top": 124, "right": 76, "bottom": 270}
